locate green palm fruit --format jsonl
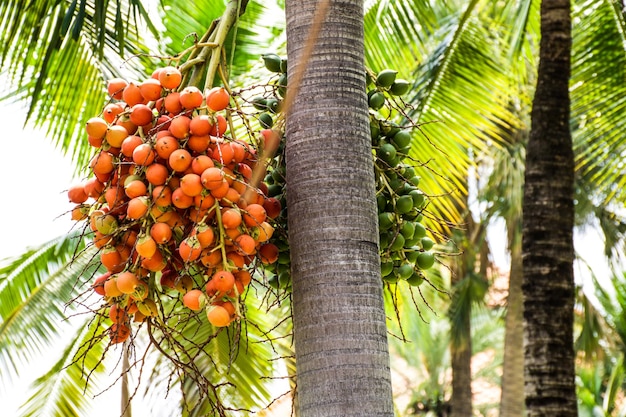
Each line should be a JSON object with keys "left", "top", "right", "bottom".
{"left": 381, "top": 261, "right": 394, "bottom": 276}
{"left": 266, "top": 98, "right": 280, "bottom": 113}
{"left": 376, "top": 69, "right": 398, "bottom": 88}
{"left": 383, "top": 274, "right": 399, "bottom": 284}
{"left": 400, "top": 165, "right": 415, "bottom": 179}
{"left": 389, "top": 234, "right": 405, "bottom": 251}
{"left": 400, "top": 221, "right": 415, "bottom": 239}
{"left": 409, "top": 189, "right": 425, "bottom": 207}
{"left": 382, "top": 123, "right": 400, "bottom": 138}
{"left": 396, "top": 195, "right": 414, "bottom": 214}
{"left": 392, "top": 130, "right": 411, "bottom": 148}
{"left": 277, "top": 73, "right": 288, "bottom": 97}
{"left": 421, "top": 237, "right": 435, "bottom": 251}
{"left": 369, "top": 91, "right": 385, "bottom": 110}
{"left": 417, "top": 251, "right": 435, "bottom": 269}
{"left": 405, "top": 249, "right": 420, "bottom": 263}
{"left": 259, "top": 112, "right": 273, "bottom": 128}
{"left": 397, "top": 263, "right": 414, "bottom": 280}
{"left": 262, "top": 53, "right": 282, "bottom": 73}
{"left": 413, "top": 222, "right": 427, "bottom": 239}
{"left": 379, "top": 142, "right": 397, "bottom": 164}
{"left": 377, "top": 194, "right": 388, "bottom": 212}
{"left": 390, "top": 79, "right": 410, "bottom": 96}
{"left": 379, "top": 212, "right": 394, "bottom": 230}
{"left": 252, "top": 96, "right": 268, "bottom": 110}
{"left": 407, "top": 272, "right": 424, "bottom": 286}
{"left": 370, "top": 119, "right": 381, "bottom": 140}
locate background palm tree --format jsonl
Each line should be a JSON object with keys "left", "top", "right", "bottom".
{"left": 521, "top": 0, "right": 577, "bottom": 415}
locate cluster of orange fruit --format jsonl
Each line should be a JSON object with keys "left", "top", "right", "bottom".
{"left": 68, "top": 66, "right": 282, "bottom": 343}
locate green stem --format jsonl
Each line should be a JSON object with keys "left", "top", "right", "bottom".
{"left": 212, "top": 199, "right": 231, "bottom": 272}
{"left": 204, "top": 0, "right": 241, "bottom": 89}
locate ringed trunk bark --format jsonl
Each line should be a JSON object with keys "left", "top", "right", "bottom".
{"left": 285, "top": 1, "right": 394, "bottom": 416}
{"left": 522, "top": 0, "right": 577, "bottom": 416}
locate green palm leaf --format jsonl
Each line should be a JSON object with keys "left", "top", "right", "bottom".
{"left": 0, "top": 231, "right": 99, "bottom": 379}
{"left": 158, "top": 0, "right": 284, "bottom": 86}
{"left": 139, "top": 290, "right": 290, "bottom": 415}
{"left": 571, "top": 0, "right": 626, "bottom": 205}
{"left": 365, "top": 0, "right": 519, "bottom": 229}
{"left": 18, "top": 318, "right": 107, "bottom": 417}
{"left": 0, "top": 0, "right": 155, "bottom": 171}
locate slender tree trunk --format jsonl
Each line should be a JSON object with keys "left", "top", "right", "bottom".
{"left": 522, "top": 0, "right": 577, "bottom": 415}
{"left": 121, "top": 344, "right": 132, "bottom": 417}
{"left": 450, "top": 295, "right": 472, "bottom": 417}
{"left": 500, "top": 239, "right": 524, "bottom": 417}
{"left": 449, "top": 215, "right": 474, "bottom": 417}
{"left": 284, "top": 1, "right": 394, "bottom": 416}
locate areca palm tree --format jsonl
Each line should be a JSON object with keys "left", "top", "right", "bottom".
{"left": 3, "top": 0, "right": 626, "bottom": 415}
{"left": 284, "top": 1, "right": 395, "bottom": 414}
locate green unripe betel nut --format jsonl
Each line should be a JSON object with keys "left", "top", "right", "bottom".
{"left": 262, "top": 53, "right": 282, "bottom": 73}
{"left": 376, "top": 69, "right": 398, "bottom": 88}
{"left": 390, "top": 79, "right": 410, "bottom": 96}
{"left": 369, "top": 91, "right": 385, "bottom": 110}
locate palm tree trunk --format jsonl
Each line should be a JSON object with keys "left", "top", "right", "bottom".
{"left": 500, "top": 239, "right": 524, "bottom": 417}
{"left": 284, "top": 1, "right": 394, "bottom": 416}
{"left": 449, "top": 220, "right": 474, "bottom": 417}
{"left": 450, "top": 297, "right": 472, "bottom": 417}
{"left": 522, "top": 0, "right": 577, "bottom": 415}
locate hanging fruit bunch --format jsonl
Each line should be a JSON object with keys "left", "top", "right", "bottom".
{"left": 368, "top": 69, "right": 436, "bottom": 287}
{"left": 67, "top": 45, "right": 438, "bottom": 347}
{"left": 68, "top": 58, "right": 286, "bottom": 345}
{"left": 242, "top": 56, "right": 438, "bottom": 292}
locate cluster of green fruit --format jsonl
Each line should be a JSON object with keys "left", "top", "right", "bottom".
{"left": 369, "top": 69, "right": 435, "bottom": 286}
{"left": 247, "top": 54, "right": 291, "bottom": 291}
{"left": 246, "top": 57, "right": 436, "bottom": 289}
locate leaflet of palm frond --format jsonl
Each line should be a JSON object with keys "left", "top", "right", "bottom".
{"left": 0, "top": 231, "right": 97, "bottom": 380}
{"left": 18, "top": 318, "right": 107, "bottom": 417}
{"left": 572, "top": 0, "right": 626, "bottom": 205}
{"left": 0, "top": 1, "right": 154, "bottom": 172}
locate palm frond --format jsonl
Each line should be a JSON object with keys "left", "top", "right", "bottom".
{"left": 363, "top": 0, "right": 440, "bottom": 73}
{"left": 141, "top": 290, "right": 289, "bottom": 415}
{"left": 497, "top": 0, "right": 540, "bottom": 67}
{"left": 18, "top": 318, "right": 107, "bottom": 417}
{"left": 386, "top": 283, "right": 451, "bottom": 403}
{"left": 364, "top": 0, "right": 521, "bottom": 229}
{"left": 572, "top": 0, "right": 626, "bottom": 205}
{"left": 0, "top": 0, "right": 155, "bottom": 171}
{"left": 158, "top": 0, "right": 285, "bottom": 86}
{"left": 405, "top": 2, "right": 519, "bottom": 227}
{"left": 0, "top": 231, "right": 100, "bottom": 380}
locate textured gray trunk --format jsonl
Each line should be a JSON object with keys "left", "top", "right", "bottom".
{"left": 522, "top": 0, "right": 577, "bottom": 415}
{"left": 500, "top": 242, "right": 524, "bottom": 417}
{"left": 285, "top": 1, "right": 394, "bottom": 416}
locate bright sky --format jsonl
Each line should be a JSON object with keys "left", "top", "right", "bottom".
{"left": 0, "top": 103, "right": 77, "bottom": 259}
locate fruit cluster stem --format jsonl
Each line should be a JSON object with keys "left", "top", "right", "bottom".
{"left": 204, "top": 0, "right": 241, "bottom": 89}
{"left": 212, "top": 199, "right": 231, "bottom": 272}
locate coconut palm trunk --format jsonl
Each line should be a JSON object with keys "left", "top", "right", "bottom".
{"left": 522, "top": 0, "right": 577, "bottom": 415}
{"left": 284, "top": 1, "right": 394, "bottom": 416}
